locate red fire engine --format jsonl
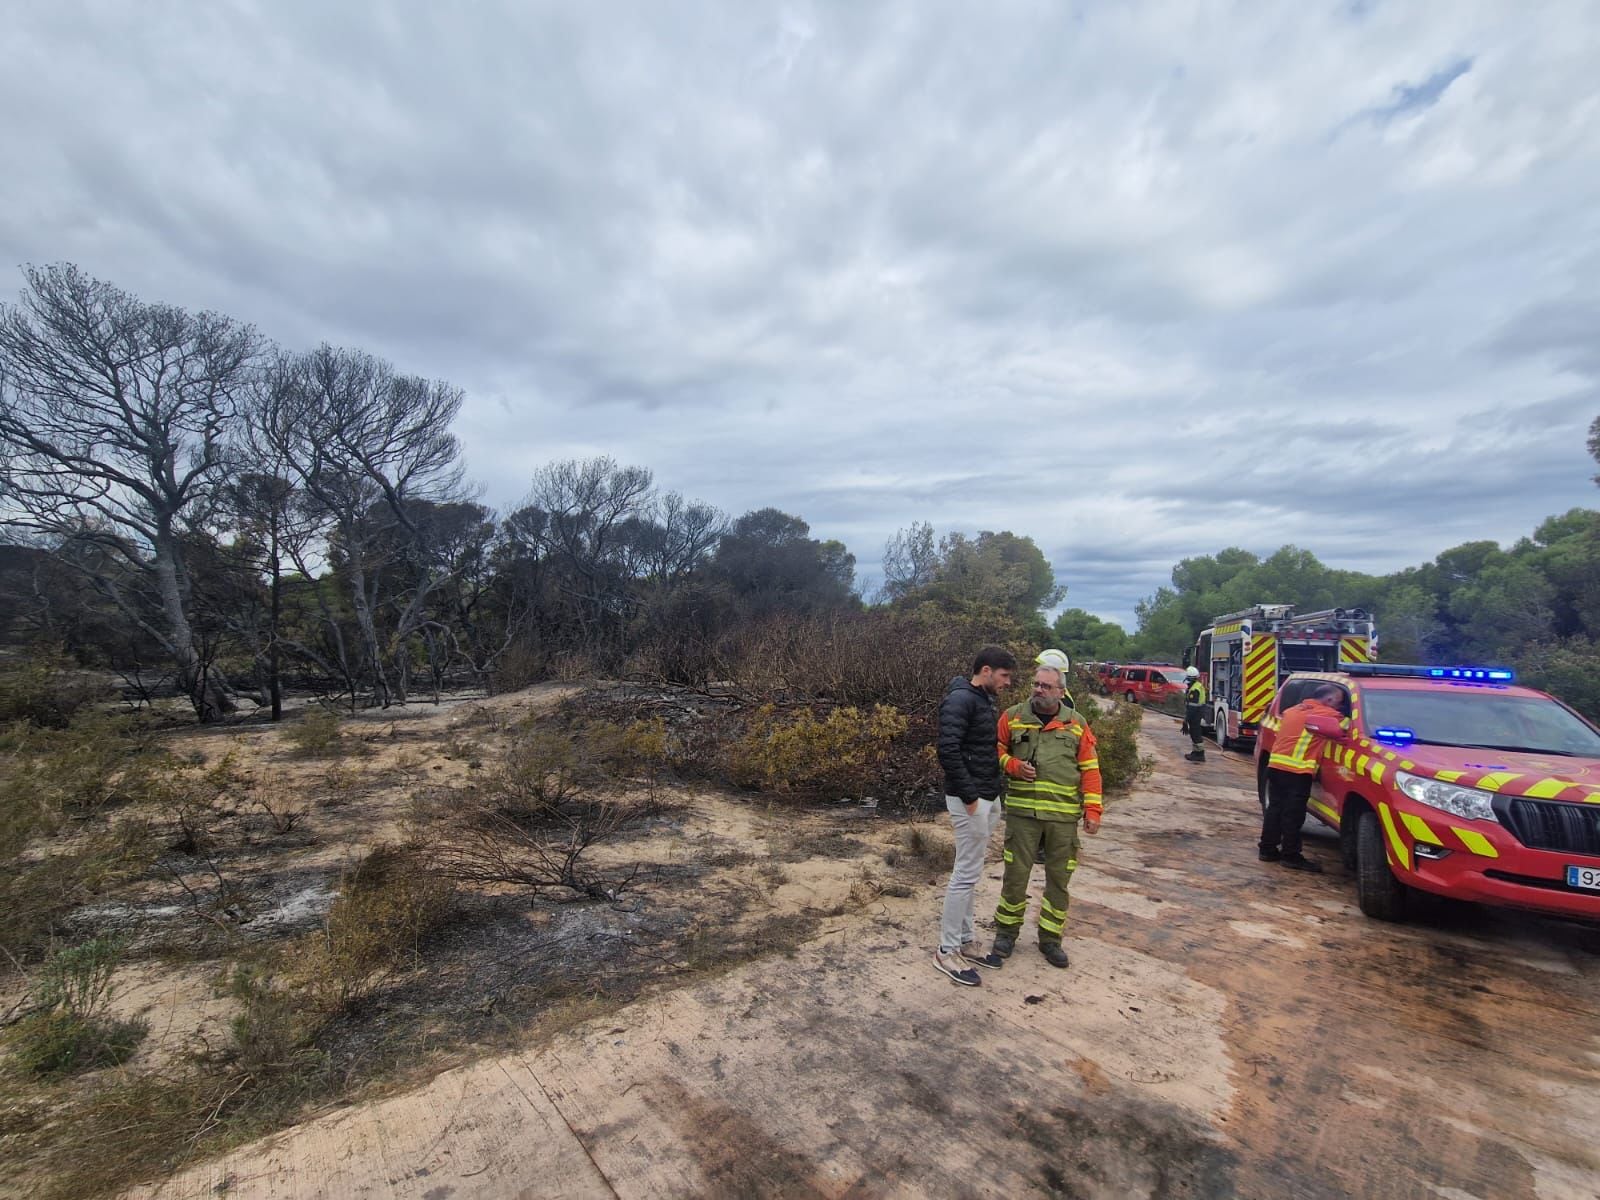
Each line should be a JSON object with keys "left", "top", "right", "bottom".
{"left": 1185, "top": 605, "right": 1376, "bottom": 749}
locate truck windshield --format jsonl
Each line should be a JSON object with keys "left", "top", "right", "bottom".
{"left": 1360, "top": 690, "right": 1600, "bottom": 757}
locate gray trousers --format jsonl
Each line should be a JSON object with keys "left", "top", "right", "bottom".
{"left": 939, "top": 795, "right": 1004, "bottom": 951}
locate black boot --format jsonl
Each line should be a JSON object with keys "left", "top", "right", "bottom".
{"left": 1184, "top": 750, "right": 1206, "bottom": 763}
{"left": 990, "top": 931, "right": 1016, "bottom": 959}
{"left": 1040, "top": 941, "right": 1070, "bottom": 969}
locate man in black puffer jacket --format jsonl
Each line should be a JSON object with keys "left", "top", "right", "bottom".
{"left": 932, "top": 644, "right": 1018, "bottom": 986}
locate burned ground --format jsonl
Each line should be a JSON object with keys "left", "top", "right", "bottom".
{"left": 5, "top": 692, "right": 1598, "bottom": 1199}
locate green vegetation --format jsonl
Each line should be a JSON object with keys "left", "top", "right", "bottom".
{"left": 1087, "top": 508, "right": 1600, "bottom": 719}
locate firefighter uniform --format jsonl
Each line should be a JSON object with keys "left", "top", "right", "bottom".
{"left": 1261, "top": 697, "right": 1349, "bottom": 864}
{"left": 993, "top": 702, "right": 1103, "bottom": 953}
{"left": 1183, "top": 675, "right": 1207, "bottom": 760}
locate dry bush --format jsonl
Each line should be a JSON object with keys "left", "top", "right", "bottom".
{"left": 1, "top": 711, "right": 163, "bottom": 821}
{"left": 1, "top": 819, "right": 159, "bottom": 962}
{"left": 413, "top": 711, "right": 670, "bottom": 900}
{"left": 7, "top": 967, "right": 332, "bottom": 1200}
{"left": 724, "top": 703, "right": 907, "bottom": 797}
{"left": 424, "top": 793, "right": 659, "bottom": 902}
{"left": 283, "top": 705, "right": 347, "bottom": 758}
{"left": 715, "top": 604, "right": 1029, "bottom": 712}
{"left": 677, "top": 911, "right": 819, "bottom": 978}
{"left": 489, "top": 635, "right": 547, "bottom": 695}
{"left": 319, "top": 762, "right": 362, "bottom": 806}
{"left": 294, "top": 844, "right": 455, "bottom": 1015}
{"left": 253, "top": 787, "right": 308, "bottom": 835}
{"left": 0, "top": 645, "right": 109, "bottom": 729}
{"left": 1074, "top": 694, "right": 1153, "bottom": 794}
{"left": 895, "top": 823, "right": 955, "bottom": 869}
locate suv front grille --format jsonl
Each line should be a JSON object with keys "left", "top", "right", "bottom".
{"left": 1498, "top": 796, "right": 1600, "bottom": 856}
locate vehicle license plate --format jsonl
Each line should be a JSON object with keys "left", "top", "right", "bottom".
{"left": 1568, "top": 865, "right": 1600, "bottom": 892}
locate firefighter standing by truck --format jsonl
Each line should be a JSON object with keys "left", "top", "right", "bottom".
{"left": 1260, "top": 683, "right": 1349, "bottom": 872}
{"left": 1182, "top": 667, "right": 1207, "bottom": 763}
{"left": 986, "top": 661, "right": 1103, "bottom": 969}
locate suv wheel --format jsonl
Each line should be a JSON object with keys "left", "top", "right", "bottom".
{"left": 1125, "top": 690, "right": 1136, "bottom": 703}
{"left": 1355, "top": 810, "right": 1408, "bottom": 922}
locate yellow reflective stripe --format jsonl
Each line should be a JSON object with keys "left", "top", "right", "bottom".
{"left": 1039, "top": 899, "right": 1066, "bottom": 919}
{"left": 1082, "top": 794, "right": 1101, "bottom": 805}
{"left": 996, "top": 898, "right": 1028, "bottom": 916}
{"left": 1523, "top": 778, "right": 1570, "bottom": 799}
{"left": 1268, "top": 754, "right": 1316, "bottom": 772}
{"left": 1002, "top": 849, "right": 1014, "bottom": 863}
{"left": 1010, "top": 779, "right": 1082, "bottom": 798}
{"left": 1399, "top": 760, "right": 1415, "bottom": 771}
{"left": 1308, "top": 798, "right": 1340, "bottom": 826}
{"left": 1007, "top": 799, "right": 1084, "bottom": 816}
{"left": 1369, "top": 762, "right": 1385, "bottom": 784}
{"left": 1452, "top": 827, "right": 1499, "bottom": 858}
{"left": 1476, "top": 772, "right": 1520, "bottom": 793}
{"left": 1080, "top": 758, "right": 1099, "bottom": 770}
{"left": 1356, "top": 754, "right": 1369, "bottom": 775}
{"left": 1434, "top": 769, "right": 1463, "bottom": 783}
{"left": 1066, "top": 857, "right": 1077, "bottom": 870}
{"left": 1377, "top": 802, "right": 1411, "bottom": 871}
{"left": 1399, "top": 812, "right": 1443, "bottom": 845}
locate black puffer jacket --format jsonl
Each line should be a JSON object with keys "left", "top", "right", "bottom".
{"left": 937, "top": 675, "right": 1003, "bottom": 802}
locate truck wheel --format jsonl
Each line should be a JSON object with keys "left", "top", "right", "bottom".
{"left": 1215, "top": 704, "right": 1232, "bottom": 750}
{"left": 1355, "top": 811, "right": 1408, "bottom": 922}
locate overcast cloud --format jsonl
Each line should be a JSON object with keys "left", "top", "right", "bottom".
{"left": 4, "top": 1, "right": 1598, "bottom": 626}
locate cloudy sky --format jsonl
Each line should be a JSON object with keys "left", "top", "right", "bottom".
{"left": 4, "top": 1, "right": 1598, "bottom": 626}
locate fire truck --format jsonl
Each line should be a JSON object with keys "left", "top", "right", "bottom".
{"left": 1185, "top": 604, "right": 1377, "bottom": 750}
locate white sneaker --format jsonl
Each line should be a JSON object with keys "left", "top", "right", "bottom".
{"left": 933, "top": 948, "right": 981, "bottom": 987}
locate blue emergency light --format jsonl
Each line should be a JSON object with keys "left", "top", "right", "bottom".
{"left": 1373, "top": 727, "right": 1416, "bottom": 746}
{"left": 1341, "top": 663, "right": 1514, "bottom": 683}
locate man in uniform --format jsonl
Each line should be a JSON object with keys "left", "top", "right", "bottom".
{"left": 1261, "top": 683, "right": 1350, "bottom": 872}
{"left": 986, "top": 660, "right": 1102, "bottom": 969}
{"left": 1182, "top": 666, "right": 1207, "bottom": 762}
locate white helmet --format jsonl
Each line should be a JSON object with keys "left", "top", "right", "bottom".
{"left": 1036, "top": 648, "right": 1071, "bottom": 674}
{"left": 1185, "top": 666, "right": 1200, "bottom": 679}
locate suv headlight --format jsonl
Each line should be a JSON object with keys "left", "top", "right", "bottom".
{"left": 1394, "top": 770, "right": 1498, "bottom": 823}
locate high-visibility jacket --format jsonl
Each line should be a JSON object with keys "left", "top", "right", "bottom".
{"left": 998, "top": 702, "right": 1103, "bottom": 822}
{"left": 1184, "top": 678, "right": 1207, "bottom": 727}
{"left": 1267, "top": 699, "right": 1350, "bottom": 775}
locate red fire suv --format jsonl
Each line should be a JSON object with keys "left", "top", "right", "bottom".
{"left": 1256, "top": 663, "right": 1600, "bottom": 922}
{"left": 1108, "top": 664, "right": 1187, "bottom": 706}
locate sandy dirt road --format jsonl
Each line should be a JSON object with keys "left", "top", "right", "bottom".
{"left": 137, "top": 717, "right": 1600, "bottom": 1200}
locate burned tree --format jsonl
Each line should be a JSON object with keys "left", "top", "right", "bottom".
{"left": 263, "top": 344, "right": 467, "bottom": 707}
{"left": 0, "top": 264, "right": 261, "bottom": 721}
